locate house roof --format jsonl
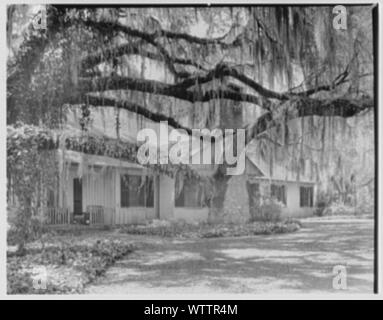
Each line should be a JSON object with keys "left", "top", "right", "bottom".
{"left": 59, "top": 149, "right": 147, "bottom": 170}
{"left": 245, "top": 143, "right": 316, "bottom": 184}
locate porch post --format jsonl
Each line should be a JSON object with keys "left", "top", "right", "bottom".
{"left": 158, "top": 174, "right": 175, "bottom": 220}
{"left": 114, "top": 167, "right": 120, "bottom": 225}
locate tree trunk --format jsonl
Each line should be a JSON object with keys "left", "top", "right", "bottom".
{"left": 208, "top": 85, "right": 245, "bottom": 223}
{"left": 208, "top": 165, "right": 230, "bottom": 223}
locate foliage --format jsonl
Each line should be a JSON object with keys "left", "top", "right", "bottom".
{"left": 249, "top": 195, "right": 283, "bottom": 223}
{"left": 8, "top": 123, "right": 207, "bottom": 183}
{"left": 7, "top": 5, "right": 373, "bottom": 128}
{"left": 355, "top": 185, "right": 374, "bottom": 216}
{"left": 7, "top": 239, "right": 134, "bottom": 294}
{"left": 321, "top": 202, "right": 357, "bottom": 216}
{"left": 315, "top": 178, "right": 374, "bottom": 217}
{"left": 7, "top": 6, "right": 96, "bottom": 125}
{"left": 257, "top": 198, "right": 283, "bottom": 222}
{"left": 314, "top": 205, "right": 326, "bottom": 217}
{"left": 7, "top": 261, "right": 34, "bottom": 294}
{"left": 7, "top": 124, "right": 59, "bottom": 252}
{"left": 120, "top": 219, "right": 299, "bottom": 238}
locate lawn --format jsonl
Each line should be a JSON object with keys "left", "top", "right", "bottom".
{"left": 7, "top": 232, "right": 134, "bottom": 294}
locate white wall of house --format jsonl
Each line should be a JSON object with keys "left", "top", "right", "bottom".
{"left": 62, "top": 156, "right": 213, "bottom": 225}
{"left": 61, "top": 151, "right": 317, "bottom": 224}
{"left": 62, "top": 157, "right": 157, "bottom": 225}
{"left": 250, "top": 178, "right": 315, "bottom": 218}
{"left": 283, "top": 181, "right": 316, "bottom": 218}
{"left": 64, "top": 163, "right": 117, "bottom": 223}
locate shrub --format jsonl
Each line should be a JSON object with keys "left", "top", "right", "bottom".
{"left": 355, "top": 187, "right": 374, "bottom": 216}
{"left": 314, "top": 200, "right": 327, "bottom": 216}
{"left": 121, "top": 219, "right": 201, "bottom": 237}
{"left": 7, "top": 262, "right": 34, "bottom": 294}
{"left": 121, "top": 219, "right": 300, "bottom": 239}
{"left": 314, "top": 191, "right": 332, "bottom": 216}
{"left": 7, "top": 239, "right": 134, "bottom": 294}
{"left": 322, "top": 203, "right": 356, "bottom": 216}
{"left": 252, "top": 197, "right": 283, "bottom": 222}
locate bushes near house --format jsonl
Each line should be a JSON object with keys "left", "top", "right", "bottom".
{"left": 200, "top": 222, "right": 300, "bottom": 238}
{"left": 321, "top": 203, "right": 356, "bottom": 216}
{"left": 314, "top": 200, "right": 327, "bottom": 217}
{"left": 252, "top": 198, "right": 283, "bottom": 222}
{"left": 314, "top": 201, "right": 373, "bottom": 218}
{"left": 248, "top": 194, "right": 284, "bottom": 223}
{"left": 120, "top": 219, "right": 300, "bottom": 239}
{"left": 314, "top": 186, "right": 374, "bottom": 218}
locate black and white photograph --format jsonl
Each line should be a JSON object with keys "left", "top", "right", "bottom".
{"left": 5, "top": 2, "right": 378, "bottom": 298}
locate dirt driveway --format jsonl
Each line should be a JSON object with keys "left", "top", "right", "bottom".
{"left": 85, "top": 218, "right": 374, "bottom": 294}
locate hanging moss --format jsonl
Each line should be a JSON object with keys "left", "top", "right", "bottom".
{"left": 7, "top": 123, "right": 206, "bottom": 186}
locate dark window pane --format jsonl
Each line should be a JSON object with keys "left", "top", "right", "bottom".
{"left": 175, "top": 180, "right": 204, "bottom": 208}
{"left": 47, "top": 189, "right": 55, "bottom": 207}
{"left": 300, "top": 186, "right": 313, "bottom": 207}
{"left": 145, "top": 178, "right": 154, "bottom": 207}
{"left": 73, "top": 178, "right": 82, "bottom": 214}
{"left": 271, "top": 184, "right": 286, "bottom": 205}
{"left": 120, "top": 175, "right": 154, "bottom": 208}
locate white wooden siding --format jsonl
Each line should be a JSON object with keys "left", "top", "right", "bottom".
{"left": 63, "top": 163, "right": 156, "bottom": 225}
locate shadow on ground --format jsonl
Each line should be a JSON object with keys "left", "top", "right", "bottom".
{"left": 85, "top": 219, "right": 374, "bottom": 294}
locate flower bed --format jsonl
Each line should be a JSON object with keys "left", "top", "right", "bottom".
{"left": 120, "top": 219, "right": 301, "bottom": 239}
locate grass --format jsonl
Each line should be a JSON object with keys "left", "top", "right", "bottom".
{"left": 7, "top": 238, "right": 134, "bottom": 294}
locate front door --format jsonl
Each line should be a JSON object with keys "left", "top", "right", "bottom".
{"left": 73, "top": 178, "right": 82, "bottom": 214}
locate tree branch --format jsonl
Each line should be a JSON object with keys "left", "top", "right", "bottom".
{"left": 82, "top": 19, "right": 236, "bottom": 78}
{"left": 83, "top": 20, "right": 183, "bottom": 77}
{"left": 84, "top": 18, "right": 242, "bottom": 49}
{"left": 80, "top": 41, "right": 206, "bottom": 77}
{"left": 86, "top": 94, "right": 194, "bottom": 135}
{"left": 245, "top": 96, "right": 374, "bottom": 143}
{"left": 77, "top": 75, "right": 264, "bottom": 105}
{"left": 176, "top": 63, "right": 290, "bottom": 100}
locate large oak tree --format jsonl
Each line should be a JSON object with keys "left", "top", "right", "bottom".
{"left": 7, "top": 5, "right": 375, "bottom": 222}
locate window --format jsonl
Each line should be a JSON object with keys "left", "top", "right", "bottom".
{"left": 271, "top": 184, "right": 286, "bottom": 205}
{"left": 248, "top": 183, "right": 260, "bottom": 196}
{"left": 300, "top": 186, "right": 314, "bottom": 207}
{"left": 175, "top": 181, "right": 205, "bottom": 208}
{"left": 120, "top": 175, "right": 154, "bottom": 208}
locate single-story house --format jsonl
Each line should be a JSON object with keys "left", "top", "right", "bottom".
{"left": 51, "top": 148, "right": 210, "bottom": 226}
{"left": 7, "top": 146, "right": 211, "bottom": 226}
{"left": 8, "top": 102, "right": 317, "bottom": 227}
{"left": 7, "top": 101, "right": 213, "bottom": 226}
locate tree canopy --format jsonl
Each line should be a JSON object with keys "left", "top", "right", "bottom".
{"left": 7, "top": 5, "right": 375, "bottom": 221}
{"left": 7, "top": 5, "right": 374, "bottom": 128}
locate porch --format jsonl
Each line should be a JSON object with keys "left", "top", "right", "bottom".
{"left": 43, "top": 204, "right": 161, "bottom": 226}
